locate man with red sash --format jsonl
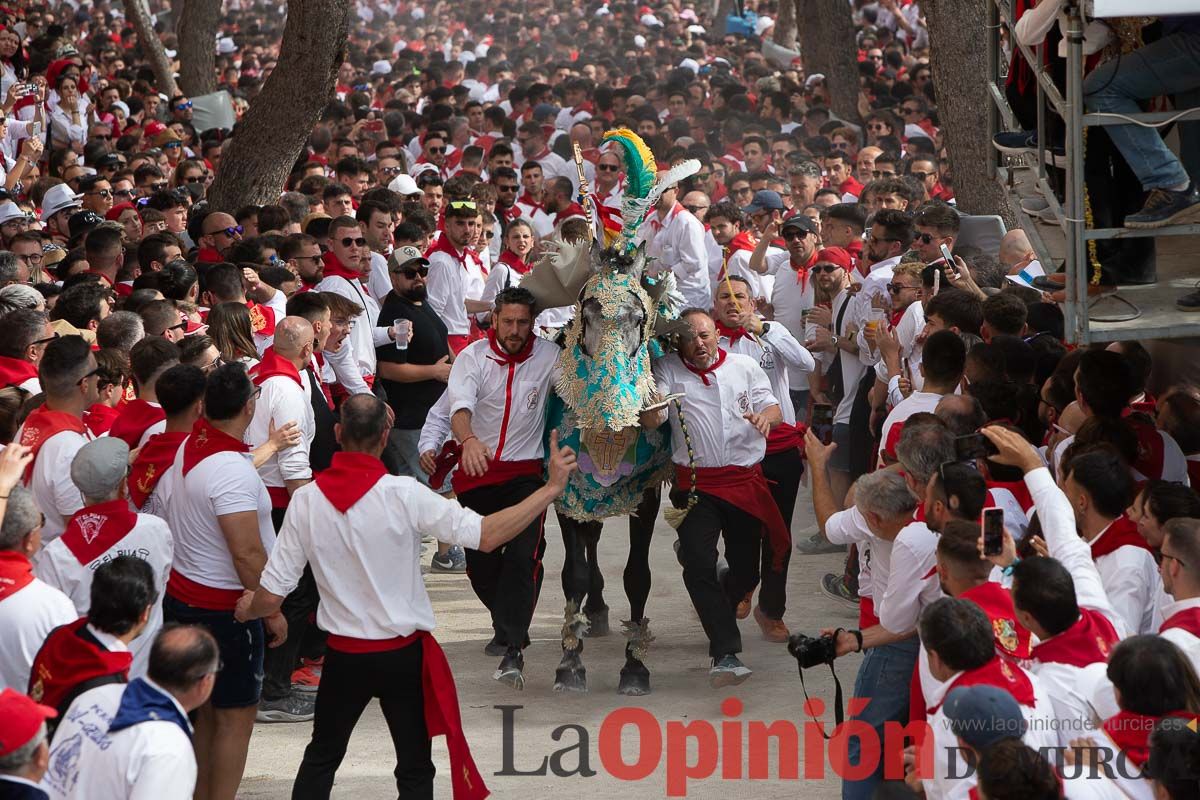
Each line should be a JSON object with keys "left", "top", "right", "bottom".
{"left": 425, "top": 201, "right": 489, "bottom": 355}
{"left": 34, "top": 438, "right": 172, "bottom": 678}
{"left": 1061, "top": 447, "right": 1160, "bottom": 635}
{"left": 236, "top": 393, "right": 578, "bottom": 800}
{"left": 107, "top": 337, "right": 177, "bottom": 449}
{"left": 128, "top": 364, "right": 205, "bottom": 516}
{"left": 0, "top": 477, "right": 77, "bottom": 693}
{"left": 979, "top": 425, "right": 1129, "bottom": 745}
{"left": 644, "top": 310, "right": 784, "bottom": 687}
{"left": 18, "top": 336, "right": 100, "bottom": 541}
{"left": 162, "top": 363, "right": 286, "bottom": 799}
{"left": 713, "top": 276, "right": 815, "bottom": 641}
{"left": 28, "top": 555, "right": 158, "bottom": 718}
{"left": 447, "top": 287, "right": 559, "bottom": 688}
{"left": 1157, "top": 517, "right": 1200, "bottom": 677}
{"left": 919, "top": 597, "right": 1057, "bottom": 800}
{"left": 0, "top": 308, "right": 53, "bottom": 394}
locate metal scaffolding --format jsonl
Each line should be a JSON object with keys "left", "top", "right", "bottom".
{"left": 987, "top": 1, "right": 1200, "bottom": 343}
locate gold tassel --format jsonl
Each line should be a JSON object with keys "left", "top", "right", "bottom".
{"left": 663, "top": 505, "right": 691, "bottom": 529}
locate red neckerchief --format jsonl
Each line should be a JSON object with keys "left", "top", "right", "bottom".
{"left": 1103, "top": 711, "right": 1200, "bottom": 767}
{"left": 108, "top": 399, "right": 165, "bottom": 449}
{"left": 0, "top": 354, "right": 38, "bottom": 388}
{"left": 181, "top": 417, "right": 250, "bottom": 476}
{"left": 315, "top": 451, "right": 389, "bottom": 513}
{"left": 681, "top": 349, "right": 727, "bottom": 386}
{"left": 517, "top": 193, "right": 543, "bottom": 213}
{"left": 847, "top": 239, "right": 866, "bottom": 276}
{"left": 987, "top": 480, "right": 1035, "bottom": 513}
{"left": 83, "top": 403, "right": 120, "bottom": 437}
{"left": 28, "top": 618, "right": 131, "bottom": 712}
{"left": 718, "top": 231, "right": 757, "bottom": 280}
{"left": 791, "top": 249, "right": 818, "bottom": 292}
{"left": 60, "top": 498, "right": 138, "bottom": 565}
{"left": 427, "top": 234, "right": 482, "bottom": 273}
{"left": 715, "top": 320, "right": 748, "bottom": 345}
{"left": 246, "top": 300, "right": 276, "bottom": 336}
{"left": 0, "top": 549, "right": 33, "bottom": 601}
{"left": 128, "top": 431, "right": 188, "bottom": 508}
{"left": 321, "top": 250, "right": 366, "bottom": 284}
{"left": 1033, "top": 608, "right": 1120, "bottom": 667}
{"left": 960, "top": 581, "right": 1033, "bottom": 660}
{"left": 928, "top": 656, "right": 1036, "bottom": 715}
{"left": 1161, "top": 606, "right": 1200, "bottom": 637}
{"left": 1127, "top": 417, "right": 1166, "bottom": 481}
{"left": 498, "top": 250, "right": 531, "bottom": 275}
{"left": 296, "top": 276, "right": 320, "bottom": 293}
{"left": 311, "top": 354, "right": 334, "bottom": 410}
{"left": 496, "top": 203, "right": 522, "bottom": 225}
{"left": 649, "top": 202, "right": 683, "bottom": 233}
{"left": 196, "top": 246, "right": 224, "bottom": 263}
{"left": 486, "top": 328, "right": 535, "bottom": 366}
{"left": 249, "top": 347, "right": 303, "bottom": 388}
{"left": 20, "top": 407, "right": 87, "bottom": 481}
{"left": 838, "top": 176, "right": 865, "bottom": 197}
{"left": 554, "top": 202, "right": 588, "bottom": 227}
{"left": 1089, "top": 514, "right": 1153, "bottom": 560}
{"left": 84, "top": 269, "right": 115, "bottom": 286}
{"left": 1126, "top": 394, "right": 1157, "bottom": 416}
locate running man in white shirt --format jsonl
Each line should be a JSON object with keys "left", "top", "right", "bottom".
{"left": 42, "top": 625, "right": 219, "bottom": 800}
{"left": 643, "top": 310, "right": 785, "bottom": 688}
{"left": 447, "top": 287, "right": 559, "bottom": 688}
{"left": 236, "top": 394, "right": 578, "bottom": 799}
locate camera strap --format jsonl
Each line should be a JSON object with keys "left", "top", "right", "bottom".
{"left": 795, "top": 633, "right": 846, "bottom": 740}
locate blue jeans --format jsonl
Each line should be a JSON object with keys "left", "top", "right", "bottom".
{"left": 1083, "top": 31, "right": 1200, "bottom": 191}
{"left": 842, "top": 636, "right": 920, "bottom": 800}
{"left": 388, "top": 428, "right": 429, "bottom": 486}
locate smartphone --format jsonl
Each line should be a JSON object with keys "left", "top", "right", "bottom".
{"left": 901, "top": 357, "right": 910, "bottom": 377}
{"left": 954, "top": 433, "right": 998, "bottom": 461}
{"left": 366, "top": 119, "right": 384, "bottom": 132}
{"left": 811, "top": 403, "right": 834, "bottom": 446}
{"left": 982, "top": 507, "right": 1005, "bottom": 556}
{"left": 28, "top": 121, "right": 40, "bottom": 138}
{"left": 939, "top": 243, "right": 954, "bottom": 265}
{"left": 932, "top": 264, "right": 941, "bottom": 294}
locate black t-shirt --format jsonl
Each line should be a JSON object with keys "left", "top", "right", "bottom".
{"left": 376, "top": 291, "right": 450, "bottom": 430}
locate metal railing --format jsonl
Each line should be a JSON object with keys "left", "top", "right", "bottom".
{"left": 986, "top": 0, "right": 1200, "bottom": 343}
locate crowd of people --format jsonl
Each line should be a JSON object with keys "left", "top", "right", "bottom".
{"left": 0, "top": 1, "right": 1197, "bottom": 800}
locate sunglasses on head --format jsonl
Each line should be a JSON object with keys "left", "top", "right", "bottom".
{"left": 448, "top": 200, "right": 477, "bottom": 211}
{"left": 340, "top": 236, "right": 367, "bottom": 247}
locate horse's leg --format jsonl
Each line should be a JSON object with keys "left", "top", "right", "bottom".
{"left": 619, "top": 486, "right": 660, "bottom": 696}
{"left": 554, "top": 511, "right": 591, "bottom": 692}
{"left": 581, "top": 525, "right": 609, "bottom": 637}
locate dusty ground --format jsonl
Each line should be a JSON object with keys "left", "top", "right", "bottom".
{"left": 240, "top": 484, "right": 860, "bottom": 799}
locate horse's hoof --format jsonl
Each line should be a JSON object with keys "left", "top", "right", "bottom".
{"left": 584, "top": 605, "right": 610, "bottom": 637}
{"left": 617, "top": 665, "right": 651, "bottom": 696}
{"left": 554, "top": 650, "right": 587, "bottom": 693}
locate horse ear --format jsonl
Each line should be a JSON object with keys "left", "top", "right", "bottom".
{"left": 629, "top": 241, "right": 648, "bottom": 281}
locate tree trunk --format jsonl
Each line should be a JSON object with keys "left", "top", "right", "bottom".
{"left": 775, "top": 0, "right": 797, "bottom": 50}
{"left": 797, "top": 0, "right": 860, "bottom": 124}
{"left": 176, "top": 0, "right": 220, "bottom": 97}
{"left": 924, "top": 0, "right": 1016, "bottom": 225}
{"left": 207, "top": 0, "right": 352, "bottom": 211}
{"left": 122, "top": 0, "right": 178, "bottom": 99}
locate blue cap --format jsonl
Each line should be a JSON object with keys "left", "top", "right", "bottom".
{"left": 532, "top": 103, "right": 560, "bottom": 122}
{"left": 742, "top": 189, "right": 784, "bottom": 214}
{"left": 943, "top": 685, "right": 1027, "bottom": 749}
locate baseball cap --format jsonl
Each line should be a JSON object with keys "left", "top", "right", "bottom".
{"left": 390, "top": 245, "right": 430, "bottom": 270}
{"left": 388, "top": 174, "right": 422, "bottom": 197}
{"left": 780, "top": 214, "right": 820, "bottom": 237}
{"left": 144, "top": 120, "right": 167, "bottom": 140}
{"left": 68, "top": 210, "right": 105, "bottom": 241}
{"left": 371, "top": 59, "right": 392, "bottom": 76}
{"left": 742, "top": 190, "right": 785, "bottom": 214}
{"left": 41, "top": 184, "right": 83, "bottom": 221}
{"left": 943, "top": 685, "right": 1027, "bottom": 750}
{"left": 0, "top": 688, "right": 56, "bottom": 756}
{"left": 71, "top": 437, "right": 131, "bottom": 499}
{"left": 0, "top": 201, "right": 26, "bottom": 225}
{"left": 815, "top": 246, "right": 853, "bottom": 270}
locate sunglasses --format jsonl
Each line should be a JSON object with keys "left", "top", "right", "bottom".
{"left": 887, "top": 282, "right": 918, "bottom": 294}
{"left": 210, "top": 225, "right": 242, "bottom": 238}
{"left": 380, "top": 166, "right": 403, "bottom": 176}
{"left": 32, "top": 332, "right": 59, "bottom": 346}
{"left": 394, "top": 265, "right": 430, "bottom": 278}
{"left": 76, "top": 365, "right": 100, "bottom": 385}
{"left": 915, "top": 232, "right": 938, "bottom": 244}
{"left": 175, "top": 101, "right": 193, "bottom": 111}
{"left": 148, "top": 182, "right": 169, "bottom": 192}
{"left": 910, "top": 172, "right": 931, "bottom": 182}
{"left": 683, "top": 205, "right": 709, "bottom": 214}
{"left": 163, "top": 142, "right": 182, "bottom": 150}
{"left": 496, "top": 184, "right": 518, "bottom": 192}
{"left": 166, "top": 321, "right": 188, "bottom": 333}
{"left": 694, "top": 173, "right": 711, "bottom": 182}
{"left": 427, "top": 146, "right": 446, "bottom": 154}
{"left": 872, "top": 170, "right": 897, "bottom": 178}
{"left": 86, "top": 189, "right": 113, "bottom": 198}
{"left": 184, "top": 175, "right": 205, "bottom": 183}
{"left": 902, "top": 107, "right": 921, "bottom": 115}
{"left": 113, "top": 188, "right": 135, "bottom": 199}
{"left": 597, "top": 164, "right": 621, "bottom": 172}
{"left": 812, "top": 264, "right": 842, "bottom": 274}
{"left": 781, "top": 229, "right": 811, "bottom": 241}
{"left": 340, "top": 237, "right": 367, "bottom": 248}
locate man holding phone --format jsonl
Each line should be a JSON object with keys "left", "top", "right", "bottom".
{"left": 878, "top": 330, "right": 965, "bottom": 463}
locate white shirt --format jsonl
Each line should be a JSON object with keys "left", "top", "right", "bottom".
{"left": 165, "top": 444, "right": 274, "bottom": 592}
{"left": 817, "top": 290, "right": 868, "bottom": 425}
{"left": 1090, "top": 519, "right": 1162, "bottom": 635}
{"left": 260, "top": 472, "right": 483, "bottom": 638}
{"left": 877, "top": 518, "right": 941, "bottom": 635}
{"left": 252, "top": 292, "right": 288, "bottom": 356}
{"left": 878, "top": 391, "right": 944, "bottom": 459}
{"left": 21, "top": 426, "right": 91, "bottom": 541}
{"left": 639, "top": 204, "right": 710, "bottom": 310}
{"left": 853, "top": 255, "right": 902, "bottom": 366}
{"left": 876, "top": 300, "right": 927, "bottom": 402}
{"left": 1160, "top": 597, "right": 1200, "bottom": 678}
{"left": 652, "top": 352, "right": 778, "bottom": 468}
{"left": 446, "top": 335, "right": 558, "bottom": 462}
{"left": 34, "top": 513, "right": 173, "bottom": 678}
{"left": 0, "top": 568, "right": 76, "bottom": 691}
{"left": 480, "top": 259, "right": 574, "bottom": 330}
{"left": 43, "top": 680, "right": 196, "bottom": 800}
{"left": 720, "top": 322, "right": 814, "bottom": 425}
{"left": 828, "top": 504, "right": 888, "bottom": 604}
{"left": 762, "top": 249, "right": 816, "bottom": 387}
{"left": 366, "top": 250, "right": 392, "bottom": 304}
{"left": 245, "top": 371, "right": 316, "bottom": 489}
{"left": 317, "top": 272, "right": 381, "bottom": 395}
{"left": 721, "top": 246, "right": 777, "bottom": 305}
{"left": 425, "top": 242, "right": 486, "bottom": 337}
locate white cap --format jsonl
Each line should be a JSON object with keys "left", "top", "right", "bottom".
{"left": 371, "top": 59, "right": 392, "bottom": 76}
{"left": 411, "top": 6, "right": 425, "bottom": 19}
{"left": 595, "top": 6, "right": 611, "bottom": 15}
{"left": 633, "top": 34, "right": 647, "bottom": 49}
{"left": 639, "top": 13, "right": 661, "bottom": 27}
{"left": 678, "top": 58, "right": 700, "bottom": 75}
{"left": 0, "top": 202, "right": 24, "bottom": 225}
{"left": 389, "top": 174, "right": 422, "bottom": 196}
{"left": 217, "top": 36, "right": 236, "bottom": 55}
{"left": 409, "top": 161, "right": 438, "bottom": 178}
{"left": 904, "top": 123, "right": 932, "bottom": 141}
{"left": 755, "top": 16, "right": 775, "bottom": 36}
{"left": 805, "top": 72, "right": 826, "bottom": 89}
{"left": 687, "top": 24, "right": 706, "bottom": 35}
{"left": 41, "top": 184, "right": 82, "bottom": 221}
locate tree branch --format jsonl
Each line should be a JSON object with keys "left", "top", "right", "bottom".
{"left": 176, "top": 0, "right": 221, "bottom": 97}
{"left": 122, "top": 0, "right": 178, "bottom": 99}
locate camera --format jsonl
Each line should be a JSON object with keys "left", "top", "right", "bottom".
{"left": 788, "top": 631, "right": 839, "bottom": 669}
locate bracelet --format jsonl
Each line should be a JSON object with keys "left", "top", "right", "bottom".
{"left": 460, "top": 434, "right": 477, "bottom": 446}
{"left": 851, "top": 629, "right": 864, "bottom": 652}
{"left": 1002, "top": 557, "right": 1021, "bottom": 577}
{"left": 0, "top": 494, "right": 8, "bottom": 499}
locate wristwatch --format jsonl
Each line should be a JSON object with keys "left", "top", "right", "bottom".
{"left": 830, "top": 334, "right": 840, "bottom": 348}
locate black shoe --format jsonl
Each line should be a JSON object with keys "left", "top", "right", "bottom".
{"left": 1126, "top": 184, "right": 1200, "bottom": 229}
{"left": 494, "top": 647, "right": 525, "bottom": 690}
{"left": 1177, "top": 288, "right": 1200, "bottom": 312}
{"left": 708, "top": 654, "right": 752, "bottom": 688}
{"left": 483, "top": 634, "right": 507, "bottom": 657}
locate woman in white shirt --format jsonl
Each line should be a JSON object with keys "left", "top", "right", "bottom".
{"left": 48, "top": 73, "right": 89, "bottom": 153}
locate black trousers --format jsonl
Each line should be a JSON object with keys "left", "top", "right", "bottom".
{"left": 673, "top": 490, "right": 762, "bottom": 658}
{"left": 263, "top": 507, "right": 321, "bottom": 701}
{"left": 292, "top": 642, "right": 432, "bottom": 800}
{"left": 557, "top": 487, "right": 659, "bottom": 622}
{"left": 760, "top": 448, "right": 802, "bottom": 619}
{"left": 458, "top": 477, "right": 547, "bottom": 649}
